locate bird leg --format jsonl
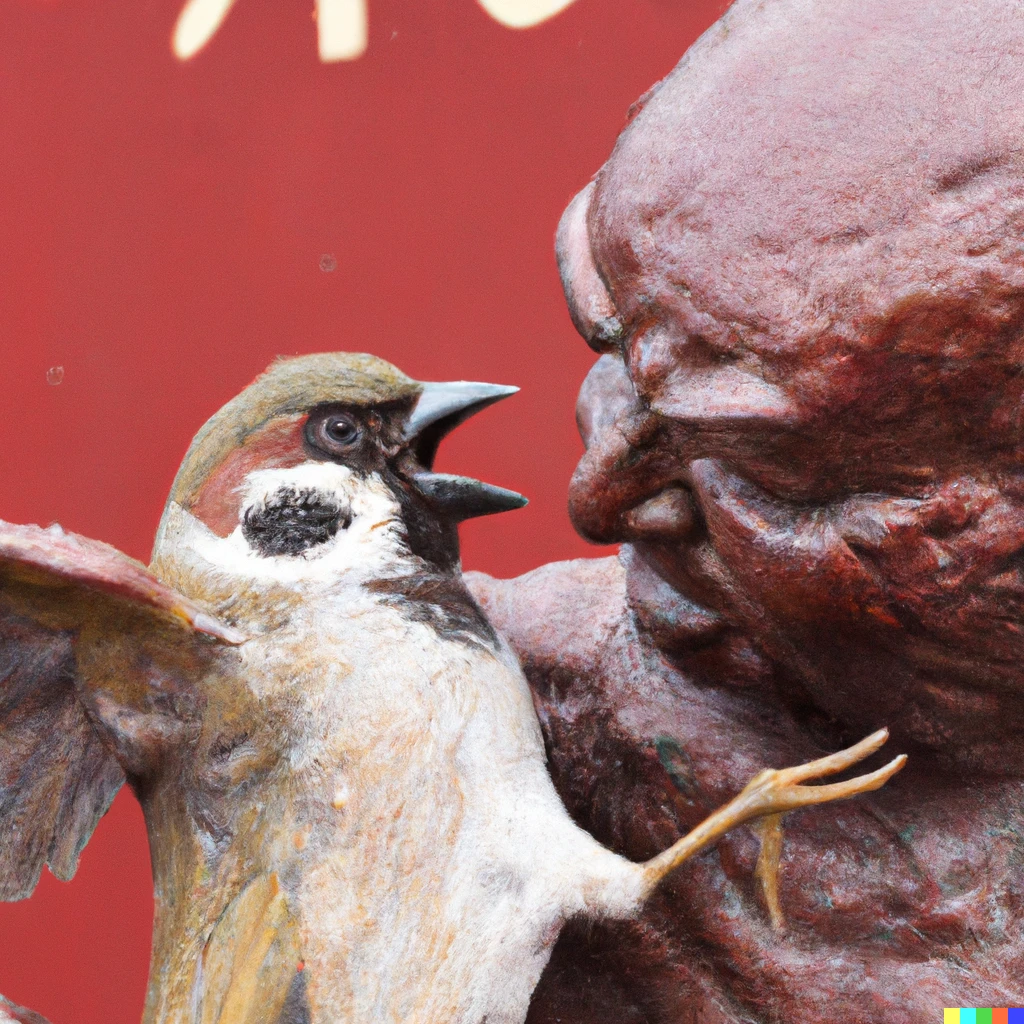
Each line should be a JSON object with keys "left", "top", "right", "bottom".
{"left": 639, "top": 729, "right": 907, "bottom": 918}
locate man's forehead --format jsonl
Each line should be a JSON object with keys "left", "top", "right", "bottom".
{"left": 584, "top": 0, "right": 1024, "bottom": 368}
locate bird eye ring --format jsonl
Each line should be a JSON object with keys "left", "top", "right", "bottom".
{"left": 310, "top": 414, "right": 361, "bottom": 454}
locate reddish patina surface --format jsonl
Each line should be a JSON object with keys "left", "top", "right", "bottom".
{"left": 473, "top": 0, "right": 1024, "bottom": 1017}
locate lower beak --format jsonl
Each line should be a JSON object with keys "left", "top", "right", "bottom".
{"left": 410, "top": 472, "right": 528, "bottom": 521}
{"left": 404, "top": 380, "right": 528, "bottom": 521}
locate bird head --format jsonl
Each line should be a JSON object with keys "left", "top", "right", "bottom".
{"left": 153, "top": 352, "right": 525, "bottom": 582}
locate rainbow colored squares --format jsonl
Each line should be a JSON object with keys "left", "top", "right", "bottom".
{"left": 944, "top": 1011, "right": 1024, "bottom": 1023}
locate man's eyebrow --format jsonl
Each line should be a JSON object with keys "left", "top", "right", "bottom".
{"left": 648, "top": 365, "right": 800, "bottom": 427}
{"left": 556, "top": 185, "right": 623, "bottom": 352}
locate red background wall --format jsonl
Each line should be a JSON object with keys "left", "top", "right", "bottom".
{"left": 0, "top": 2, "right": 722, "bottom": 1020}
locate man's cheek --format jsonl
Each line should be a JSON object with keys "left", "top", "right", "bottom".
{"left": 689, "top": 459, "right": 896, "bottom": 630}
{"left": 841, "top": 477, "right": 1024, "bottom": 669}
{"left": 694, "top": 460, "right": 1024, "bottom": 677}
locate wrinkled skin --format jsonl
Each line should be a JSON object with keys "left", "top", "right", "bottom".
{"left": 471, "top": 0, "right": 1024, "bottom": 1018}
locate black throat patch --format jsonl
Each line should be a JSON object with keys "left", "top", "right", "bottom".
{"left": 364, "top": 572, "right": 498, "bottom": 651}
{"left": 242, "top": 487, "right": 352, "bottom": 558}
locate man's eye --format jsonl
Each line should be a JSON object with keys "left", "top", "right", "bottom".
{"left": 311, "top": 415, "right": 361, "bottom": 454}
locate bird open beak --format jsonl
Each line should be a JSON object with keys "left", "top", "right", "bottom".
{"left": 404, "top": 380, "right": 528, "bottom": 521}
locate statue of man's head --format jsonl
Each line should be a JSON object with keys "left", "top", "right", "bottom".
{"left": 558, "top": 0, "right": 1024, "bottom": 773}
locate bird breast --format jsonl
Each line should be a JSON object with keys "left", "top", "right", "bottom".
{"left": 217, "top": 593, "right": 643, "bottom": 1024}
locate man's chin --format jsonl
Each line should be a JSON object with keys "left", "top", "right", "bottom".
{"left": 623, "top": 545, "right": 725, "bottom": 643}
{"left": 620, "top": 544, "right": 777, "bottom": 688}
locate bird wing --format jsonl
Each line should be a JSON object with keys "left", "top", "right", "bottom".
{"left": 0, "top": 519, "right": 243, "bottom": 901}
{"left": 0, "top": 994, "right": 53, "bottom": 1024}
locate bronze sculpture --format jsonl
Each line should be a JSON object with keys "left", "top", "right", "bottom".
{"left": 470, "top": 0, "right": 1024, "bottom": 1018}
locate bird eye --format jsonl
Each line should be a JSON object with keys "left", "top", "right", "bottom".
{"left": 324, "top": 416, "right": 358, "bottom": 444}
{"left": 310, "top": 414, "right": 361, "bottom": 455}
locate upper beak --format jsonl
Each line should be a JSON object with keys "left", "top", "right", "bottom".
{"left": 404, "top": 380, "right": 528, "bottom": 521}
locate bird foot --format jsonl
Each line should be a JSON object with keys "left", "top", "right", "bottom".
{"left": 753, "top": 812, "right": 785, "bottom": 930}
{"left": 639, "top": 729, "right": 907, "bottom": 913}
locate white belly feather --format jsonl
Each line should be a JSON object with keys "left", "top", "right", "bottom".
{"left": 156, "top": 468, "right": 645, "bottom": 1024}
{"left": 241, "top": 596, "right": 644, "bottom": 1024}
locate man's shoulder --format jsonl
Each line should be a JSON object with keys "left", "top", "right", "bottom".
{"left": 465, "top": 556, "right": 628, "bottom": 673}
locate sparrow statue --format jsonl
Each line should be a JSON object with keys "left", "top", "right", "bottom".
{"left": 0, "top": 353, "right": 904, "bottom": 1024}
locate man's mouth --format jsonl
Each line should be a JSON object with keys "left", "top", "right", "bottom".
{"left": 621, "top": 484, "right": 700, "bottom": 542}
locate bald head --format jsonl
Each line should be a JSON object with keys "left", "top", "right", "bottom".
{"left": 562, "top": 0, "right": 1024, "bottom": 476}
{"left": 558, "top": 0, "right": 1024, "bottom": 768}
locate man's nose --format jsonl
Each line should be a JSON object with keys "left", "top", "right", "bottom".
{"left": 575, "top": 354, "right": 634, "bottom": 448}
{"left": 570, "top": 354, "right": 705, "bottom": 545}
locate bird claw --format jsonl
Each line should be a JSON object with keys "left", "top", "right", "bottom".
{"left": 736, "top": 728, "right": 906, "bottom": 815}
{"left": 640, "top": 729, "right": 907, "bottom": 908}
{"left": 753, "top": 813, "right": 786, "bottom": 930}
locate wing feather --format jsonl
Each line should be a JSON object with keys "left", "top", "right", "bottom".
{"left": 0, "top": 520, "right": 241, "bottom": 901}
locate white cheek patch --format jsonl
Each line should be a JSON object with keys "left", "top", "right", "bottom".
{"left": 191, "top": 461, "right": 411, "bottom": 585}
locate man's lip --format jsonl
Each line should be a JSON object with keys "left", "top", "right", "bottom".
{"left": 621, "top": 484, "right": 698, "bottom": 542}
